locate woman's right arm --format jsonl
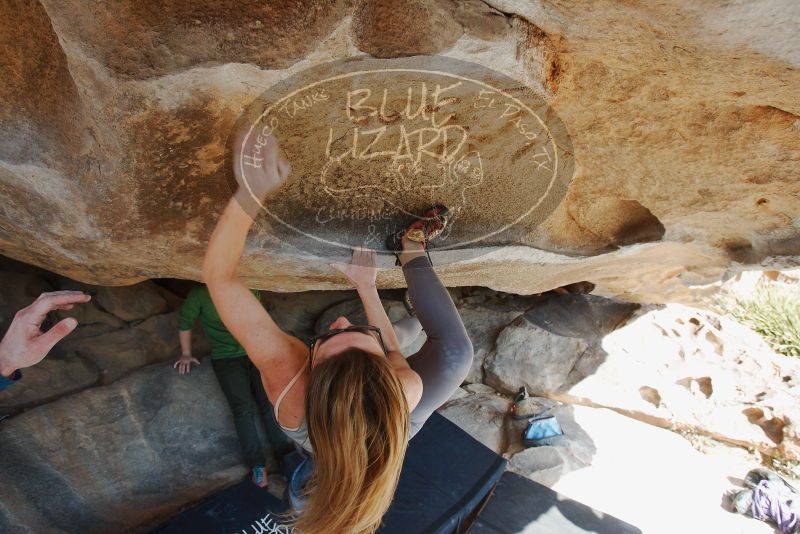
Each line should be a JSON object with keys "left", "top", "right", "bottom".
{"left": 203, "top": 199, "right": 302, "bottom": 365}
{"left": 202, "top": 134, "right": 304, "bottom": 395}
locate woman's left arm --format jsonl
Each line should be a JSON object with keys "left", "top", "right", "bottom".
{"left": 332, "top": 247, "right": 403, "bottom": 352}
{"left": 333, "top": 247, "right": 423, "bottom": 408}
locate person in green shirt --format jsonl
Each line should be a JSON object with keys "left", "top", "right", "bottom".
{"left": 175, "top": 284, "right": 293, "bottom": 488}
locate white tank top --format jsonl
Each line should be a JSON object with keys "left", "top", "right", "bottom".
{"left": 273, "top": 361, "right": 313, "bottom": 453}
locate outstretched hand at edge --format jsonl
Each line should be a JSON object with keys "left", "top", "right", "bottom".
{"left": 0, "top": 291, "right": 91, "bottom": 377}
{"left": 232, "top": 125, "right": 292, "bottom": 219}
{"left": 330, "top": 246, "right": 378, "bottom": 290}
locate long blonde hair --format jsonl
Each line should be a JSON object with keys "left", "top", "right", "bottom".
{"left": 296, "top": 348, "right": 410, "bottom": 534}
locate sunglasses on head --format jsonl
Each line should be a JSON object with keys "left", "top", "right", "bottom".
{"left": 308, "top": 325, "right": 388, "bottom": 361}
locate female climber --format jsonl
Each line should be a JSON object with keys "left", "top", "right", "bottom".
{"left": 202, "top": 131, "right": 473, "bottom": 534}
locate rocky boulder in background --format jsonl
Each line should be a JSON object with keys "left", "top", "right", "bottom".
{"left": 457, "top": 298, "right": 534, "bottom": 383}
{"left": 554, "top": 304, "right": 800, "bottom": 462}
{"left": 485, "top": 298, "right": 800, "bottom": 462}
{"left": 438, "top": 391, "right": 510, "bottom": 454}
{"left": 93, "top": 281, "right": 168, "bottom": 322}
{"left": 0, "top": 362, "right": 245, "bottom": 534}
{"left": 0, "top": 261, "right": 210, "bottom": 415}
{"left": 484, "top": 293, "right": 639, "bottom": 393}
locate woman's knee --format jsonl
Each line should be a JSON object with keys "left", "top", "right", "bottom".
{"left": 446, "top": 334, "right": 474, "bottom": 372}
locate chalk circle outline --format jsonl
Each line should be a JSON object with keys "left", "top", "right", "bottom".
{"left": 235, "top": 56, "right": 572, "bottom": 253}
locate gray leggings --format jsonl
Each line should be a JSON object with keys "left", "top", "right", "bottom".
{"left": 396, "top": 256, "right": 474, "bottom": 437}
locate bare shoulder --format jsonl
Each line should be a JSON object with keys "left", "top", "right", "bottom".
{"left": 250, "top": 333, "right": 308, "bottom": 399}
{"left": 388, "top": 352, "right": 423, "bottom": 412}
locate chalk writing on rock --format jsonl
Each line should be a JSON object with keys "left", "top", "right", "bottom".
{"left": 231, "top": 56, "right": 574, "bottom": 263}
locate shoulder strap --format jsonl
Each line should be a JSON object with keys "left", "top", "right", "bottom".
{"left": 274, "top": 360, "right": 309, "bottom": 430}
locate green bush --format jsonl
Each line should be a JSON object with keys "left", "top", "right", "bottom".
{"left": 715, "top": 281, "right": 800, "bottom": 358}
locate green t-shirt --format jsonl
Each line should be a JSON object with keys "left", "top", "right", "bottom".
{"left": 178, "top": 285, "right": 260, "bottom": 360}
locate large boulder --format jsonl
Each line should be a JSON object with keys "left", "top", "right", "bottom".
{"left": 0, "top": 1, "right": 795, "bottom": 303}
{"left": 484, "top": 316, "right": 591, "bottom": 394}
{"left": 0, "top": 307, "right": 213, "bottom": 413}
{"left": 550, "top": 304, "right": 800, "bottom": 461}
{"left": 94, "top": 282, "right": 168, "bottom": 322}
{"left": 54, "top": 311, "right": 206, "bottom": 384}
{"left": 484, "top": 292, "right": 640, "bottom": 394}
{"left": 438, "top": 391, "right": 510, "bottom": 454}
{"left": 0, "top": 361, "right": 245, "bottom": 533}
{"left": 521, "top": 293, "right": 639, "bottom": 340}
{"left": 51, "top": 277, "right": 127, "bottom": 336}
{"left": 0, "top": 355, "right": 98, "bottom": 415}
{"left": 458, "top": 298, "right": 533, "bottom": 383}
{"left": 262, "top": 289, "right": 356, "bottom": 339}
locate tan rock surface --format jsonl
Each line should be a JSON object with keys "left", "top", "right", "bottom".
{"left": 549, "top": 404, "right": 775, "bottom": 534}
{"left": 0, "top": 1, "right": 797, "bottom": 302}
{"left": 551, "top": 303, "right": 800, "bottom": 461}
{"left": 0, "top": 361, "right": 245, "bottom": 533}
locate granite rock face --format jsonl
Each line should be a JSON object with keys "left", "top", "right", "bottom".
{"left": 0, "top": 1, "right": 796, "bottom": 304}
{"left": 93, "top": 282, "right": 168, "bottom": 322}
{"left": 484, "top": 296, "right": 800, "bottom": 462}
{"left": 0, "top": 263, "right": 211, "bottom": 414}
{"left": 552, "top": 304, "right": 800, "bottom": 462}
{"left": 484, "top": 315, "right": 591, "bottom": 394}
{"left": 351, "top": 0, "right": 465, "bottom": 58}
{"left": 54, "top": 312, "right": 184, "bottom": 384}
{"left": 484, "top": 292, "right": 639, "bottom": 393}
{"left": 458, "top": 299, "right": 533, "bottom": 383}
{"left": 438, "top": 391, "right": 510, "bottom": 454}
{"left": 0, "top": 362, "right": 245, "bottom": 534}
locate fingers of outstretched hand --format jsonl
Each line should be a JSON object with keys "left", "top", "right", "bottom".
{"left": 28, "top": 292, "right": 91, "bottom": 324}
{"left": 277, "top": 151, "right": 292, "bottom": 181}
{"left": 233, "top": 131, "right": 292, "bottom": 207}
{"left": 330, "top": 246, "right": 376, "bottom": 278}
{"left": 174, "top": 357, "right": 200, "bottom": 374}
{"left": 31, "top": 317, "right": 78, "bottom": 356}
{"left": 353, "top": 246, "right": 376, "bottom": 267}
{"left": 364, "top": 247, "right": 376, "bottom": 266}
